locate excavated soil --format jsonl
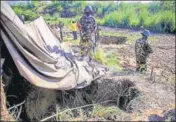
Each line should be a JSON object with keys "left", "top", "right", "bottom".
{"left": 100, "top": 36, "right": 127, "bottom": 44}
{"left": 2, "top": 77, "right": 140, "bottom": 121}
{"left": 1, "top": 26, "right": 175, "bottom": 121}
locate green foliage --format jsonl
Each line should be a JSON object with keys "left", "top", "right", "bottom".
{"left": 99, "top": 1, "right": 175, "bottom": 33}
{"left": 96, "top": 18, "right": 105, "bottom": 26}
{"left": 56, "top": 104, "right": 125, "bottom": 121}
{"left": 92, "top": 45, "right": 105, "bottom": 63}
{"left": 12, "top": 5, "right": 39, "bottom": 21}
{"left": 11, "top": 1, "right": 175, "bottom": 33}
{"left": 13, "top": 7, "right": 23, "bottom": 15}
{"left": 104, "top": 52, "right": 121, "bottom": 71}
{"left": 91, "top": 105, "right": 120, "bottom": 119}
{"left": 104, "top": 11, "right": 118, "bottom": 27}
{"left": 23, "top": 10, "right": 39, "bottom": 20}
{"left": 57, "top": 5, "right": 62, "bottom": 12}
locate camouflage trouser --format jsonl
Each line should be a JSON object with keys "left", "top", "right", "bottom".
{"left": 80, "top": 32, "right": 96, "bottom": 57}
{"left": 136, "top": 61, "right": 147, "bottom": 73}
{"left": 80, "top": 38, "right": 92, "bottom": 57}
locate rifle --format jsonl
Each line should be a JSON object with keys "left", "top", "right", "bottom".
{"left": 92, "top": 25, "right": 100, "bottom": 53}
{"left": 77, "top": 22, "right": 83, "bottom": 45}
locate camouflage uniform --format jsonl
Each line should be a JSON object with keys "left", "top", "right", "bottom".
{"left": 58, "top": 22, "right": 64, "bottom": 42}
{"left": 135, "top": 30, "right": 153, "bottom": 73}
{"left": 79, "top": 6, "right": 97, "bottom": 57}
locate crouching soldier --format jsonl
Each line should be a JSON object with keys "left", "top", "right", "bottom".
{"left": 135, "top": 29, "right": 153, "bottom": 73}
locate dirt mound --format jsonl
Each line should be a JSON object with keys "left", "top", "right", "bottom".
{"left": 100, "top": 36, "right": 127, "bottom": 44}
{"left": 3, "top": 77, "right": 140, "bottom": 121}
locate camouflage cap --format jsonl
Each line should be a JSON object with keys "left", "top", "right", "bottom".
{"left": 84, "top": 5, "right": 93, "bottom": 13}
{"left": 141, "top": 29, "right": 150, "bottom": 37}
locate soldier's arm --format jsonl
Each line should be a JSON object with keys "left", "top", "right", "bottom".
{"left": 93, "top": 17, "right": 97, "bottom": 31}
{"left": 80, "top": 17, "right": 84, "bottom": 27}
{"left": 89, "top": 16, "right": 96, "bottom": 30}
{"left": 134, "top": 40, "right": 138, "bottom": 54}
{"left": 145, "top": 42, "right": 153, "bottom": 54}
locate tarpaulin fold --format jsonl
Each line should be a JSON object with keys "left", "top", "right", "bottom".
{"left": 0, "top": 1, "right": 105, "bottom": 90}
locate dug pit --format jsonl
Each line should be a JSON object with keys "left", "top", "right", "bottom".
{"left": 100, "top": 36, "right": 127, "bottom": 45}
{"left": 3, "top": 77, "right": 140, "bottom": 121}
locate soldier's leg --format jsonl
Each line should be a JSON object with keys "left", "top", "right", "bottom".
{"left": 91, "top": 35, "right": 96, "bottom": 53}
{"left": 80, "top": 38, "right": 89, "bottom": 57}
{"left": 75, "top": 31, "right": 78, "bottom": 40}
{"left": 80, "top": 39, "right": 84, "bottom": 55}
{"left": 87, "top": 42, "right": 92, "bottom": 57}
{"left": 136, "top": 61, "right": 140, "bottom": 71}
{"left": 139, "top": 63, "right": 147, "bottom": 74}
{"left": 74, "top": 31, "right": 77, "bottom": 40}
{"left": 72, "top": 31, "right": 74, "bottom": 40}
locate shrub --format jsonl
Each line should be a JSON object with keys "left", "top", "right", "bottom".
{"left": 11, "top": 1, "right": 175, "bottom": 33}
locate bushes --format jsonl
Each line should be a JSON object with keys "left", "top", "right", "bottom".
{"left": 159, "top": 11, "right": 175, "bottom": 32}
{"left": 96, "top": 1, "right": 175, "bottom": 33}
{"left": 13, "top": 6, "right": 39, "bottom": 21}
{"left": 23, "top": 10, "right": 39, "bottom": 21}
{"left": 11, "top": 1, "right": 175, "bottom": 33}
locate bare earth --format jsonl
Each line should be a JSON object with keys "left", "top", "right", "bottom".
{"left": 1, "top": 26, "right": 175, "bottom": 121}
{"left": 100, "top": 26, "right": 175, "bottom": 120}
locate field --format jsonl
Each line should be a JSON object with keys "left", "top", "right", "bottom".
{"left": 1, "top": 1, "right": 175, "bottom": 121}
{"left": 1, "top": 25, "right": 175, "bottom": 121}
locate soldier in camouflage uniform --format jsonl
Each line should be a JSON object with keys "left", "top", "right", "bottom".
{"left": 79, "top": 5, "right": 98, "bottom": 57}
{"left": 135, "top": 29, "right": 153, "bottom": 73}
{"left": 58, "top": 22, "right": 64, "bottom": 42}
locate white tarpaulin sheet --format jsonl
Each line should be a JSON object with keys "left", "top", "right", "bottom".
{"left": 0, "top": 1, "right": 105, "bottom": 90}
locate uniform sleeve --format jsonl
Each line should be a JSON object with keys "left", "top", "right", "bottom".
{"left": 135, "top": 41, "right": 137, "bottom": 54}
{"left": 80, "top": 16, "right": 84, "bottom": 26}
{"left": 145, "top": 42, "right": 153, "bottom": 54}
{"left": 92, "top": 17, "right": 97, "bottom": 30}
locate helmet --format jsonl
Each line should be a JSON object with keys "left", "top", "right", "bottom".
{"left": 84, "top": 5, "right": 93, "bottom": 13}
{"left": 141, "top": 29, "right": 150, "bottom": 37}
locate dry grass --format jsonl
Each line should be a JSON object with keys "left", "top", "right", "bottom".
{"left": 39, "top": 79, "right": 139, "bottom": 121}
{"left": 0, "top": 81, "right": 14, "bottom": 121}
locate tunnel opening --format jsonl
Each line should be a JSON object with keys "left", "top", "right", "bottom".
{"left": 3, "top": 74, "right": 140, "bottom": 121}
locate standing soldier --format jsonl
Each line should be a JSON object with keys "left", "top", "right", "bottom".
{"left": 135, "top": 29, "right": 153, "bottom": 73}
{"left": 58, "top": 22, "right": 64, "bottom": 42}
{"left": 79, "top": 5, "right": 98, "bottom": 58}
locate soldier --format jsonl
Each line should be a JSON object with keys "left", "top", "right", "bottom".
{"left": 79, "top": 5, "right": 98, "bottom": 57}
{"left": 58, "top": 22, "right": 64, "bottom": 42}
{"left": 135, "top": 29, "right": 153, "bottom": 73}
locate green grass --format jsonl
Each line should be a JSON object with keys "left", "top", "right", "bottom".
{"left": 99, "top": 31, "right": 122, "bottom": 37}
{"left": 12, "top": 1, "right": 175, "bottom": 33}
{"left": 63, "top": 37, "right": 80, "bottom": 45}
{"left": 56, "top": 104, "right": 124, "bottom": 121}
{"left": 62, "top": 36, "right": 122, "bottom": 71}
{"left": 100, "top": 30, "right": 156, "bottom": 44}
{"left": 104, "top": 51, "right": 122, "bottom": 71}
